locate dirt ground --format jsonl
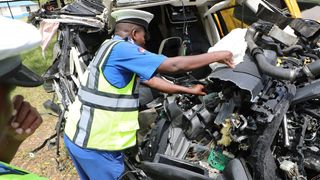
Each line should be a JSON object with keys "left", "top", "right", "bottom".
{"left": 10, "top": 88, "right": 79, "bottom": 180}
{"left": 11, "top": 113, "right": 79, "bottom": 180}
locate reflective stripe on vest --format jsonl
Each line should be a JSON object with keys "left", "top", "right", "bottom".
{"left": 78, "top": 86, "right": 139, "bottom": 111}
{"left": 0, "top": 162, "right": 47, "bottom": 179}
{"left": 65, "top": 39, "right": 140, "bottom": 150}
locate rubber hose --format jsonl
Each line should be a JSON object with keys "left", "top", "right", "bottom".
{"left": 282, "top": 45, "right": 303, "bottom": 54}
{"left": 255, "top": 53, "right": 297, "bottom": 80}
{"left": 245, "top": 27, "right": 298, "bottom": 81}
{"left": 304, "top": 60, "right": 320, "bottom": 77}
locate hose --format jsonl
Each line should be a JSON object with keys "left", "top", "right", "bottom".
{"left": 282, "top": 45, "right": 303, "bottom": 55}
{"left": 245, "top": 22, "right": 320, "bottom": 81}
{"left": 303, "top": 59, "right": 320, "bottom": 78}
{"left": 245, "top": 26, "right": 300, "bottom": 81}
{"left": 304, "top": 53, "right": 319, "bottom": 60}
{"left": 257, "top": 36, "right": 284, "bottom": 56}
{"left": 256, "top": 53, "right": 298, "bottom": 80}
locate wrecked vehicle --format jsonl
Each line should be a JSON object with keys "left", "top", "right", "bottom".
{"left": 34, "top": 0, "right": 320, "bottom": 179}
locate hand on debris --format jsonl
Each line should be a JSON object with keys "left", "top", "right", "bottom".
{"left": 190, "top": 84, "right": 206, "bottom": 96}
{"left": 208, "top": 28, "right": 248, "bottom": 67}
{"left": 217, "top": 51, "right": 235, "bottom": 69}
{"left": 8, "top": 95, "right": 43, "bottom": 142}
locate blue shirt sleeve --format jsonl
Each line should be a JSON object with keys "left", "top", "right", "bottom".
{"left": 102, "top": 41, "right": 167, "bottom": 88}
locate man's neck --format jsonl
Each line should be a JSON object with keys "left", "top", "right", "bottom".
{"left": 113, "top": 35, "right": 135, "bottom": 44}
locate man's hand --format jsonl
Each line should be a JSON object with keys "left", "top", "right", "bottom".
{"left": 216, "top": 51, "right": 235, "bottom": 68}
{"left": 8, "top": 95, "right": 43, "bottom": 142}
{"left": 189, "top": 84, "right": 206, "bottom": 96}
{"left": 144, "top": 76, "right": 207, "bottom": 96}
{"left": 0, "top": 95, "right": 43, "bottom": 163}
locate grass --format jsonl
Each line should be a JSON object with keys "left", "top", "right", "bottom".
{"left": 11, "top": 35, "right": 56, "bottom": 112}
{"left": 21, "top": 43, "right": 54, "bottom": 75}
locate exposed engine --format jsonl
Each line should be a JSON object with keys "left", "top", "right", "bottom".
{"left": 32, "top": 0, "right": 320, "bottom": 179}
{"left": 137, "top": 18, "right": 320, "bottom": 180}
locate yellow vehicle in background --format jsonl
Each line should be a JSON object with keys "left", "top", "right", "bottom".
{"left": 214, "top": 0, "right": 302, "bottom": 38}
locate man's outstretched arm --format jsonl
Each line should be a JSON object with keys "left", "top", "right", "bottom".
{"left": 143, "top": 76, "right": 206, "bottom": 95}
{"left": 157, "top": 50, "right": 234, "bottom": 74}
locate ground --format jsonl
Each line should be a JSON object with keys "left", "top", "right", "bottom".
{"left": 10, "top": 87, "right": 79, "bottom": 179}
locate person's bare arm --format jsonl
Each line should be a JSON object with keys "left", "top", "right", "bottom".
{"left": 143, "top": 76, "right": 206, "bottom": 95}
{"left": 157, "top": 51, "right": 233, "bottom": 74}
{"left": 0, "top": 95, "right": 42, "bottom": 163}
{"left": 0, "top": 132, "right": 22, "bottom": 163}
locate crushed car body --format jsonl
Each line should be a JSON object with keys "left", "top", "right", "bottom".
{"left": 32, "top": 0, "right": 320, "bottom": 179}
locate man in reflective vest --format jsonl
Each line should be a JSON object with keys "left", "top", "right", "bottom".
{"left": 0, "top": 17, "right": 45, "bottom": 179}
{"left": 64, "top": 9, "right": 234, "bottom": 179}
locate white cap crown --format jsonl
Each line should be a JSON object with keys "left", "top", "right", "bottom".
{"left": 0, "top": 16, "right": 41, "bottom": 61}
{"left": 111, "top": 9, "right": 154, "bottom": 29}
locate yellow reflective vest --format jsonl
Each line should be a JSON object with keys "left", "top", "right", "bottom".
{"left": 65, "top": 40, "right": 140, "bottom": 151}
{"left": 0, "top": 161, "right": 47, "bottom": 180}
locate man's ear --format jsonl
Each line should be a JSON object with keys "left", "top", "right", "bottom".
{"left": 131, "top": 29, "right": 137, "bottom": 41}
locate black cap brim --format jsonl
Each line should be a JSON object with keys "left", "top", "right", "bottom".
{"left": 118, "top": 18, "right": 149, "bottom": 31}
{"left": 0, "top": 56, "right": 43, "bottom": 87}
{"left": 5, "top": 65, "right": 43, "bottom": 87}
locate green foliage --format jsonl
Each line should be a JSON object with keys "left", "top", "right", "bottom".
{"left": 21, "top": 37, "right": 56, "bottom": 75}
{"left": 12, "top": 35, "right": 56, "bottom": 105}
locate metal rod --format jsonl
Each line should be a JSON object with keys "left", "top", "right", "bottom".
{"left": 6, "top": 1, "right": 14, "bottom": 19}
{"left": 283, "top": 114, "right": 290, "bottom": 147}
